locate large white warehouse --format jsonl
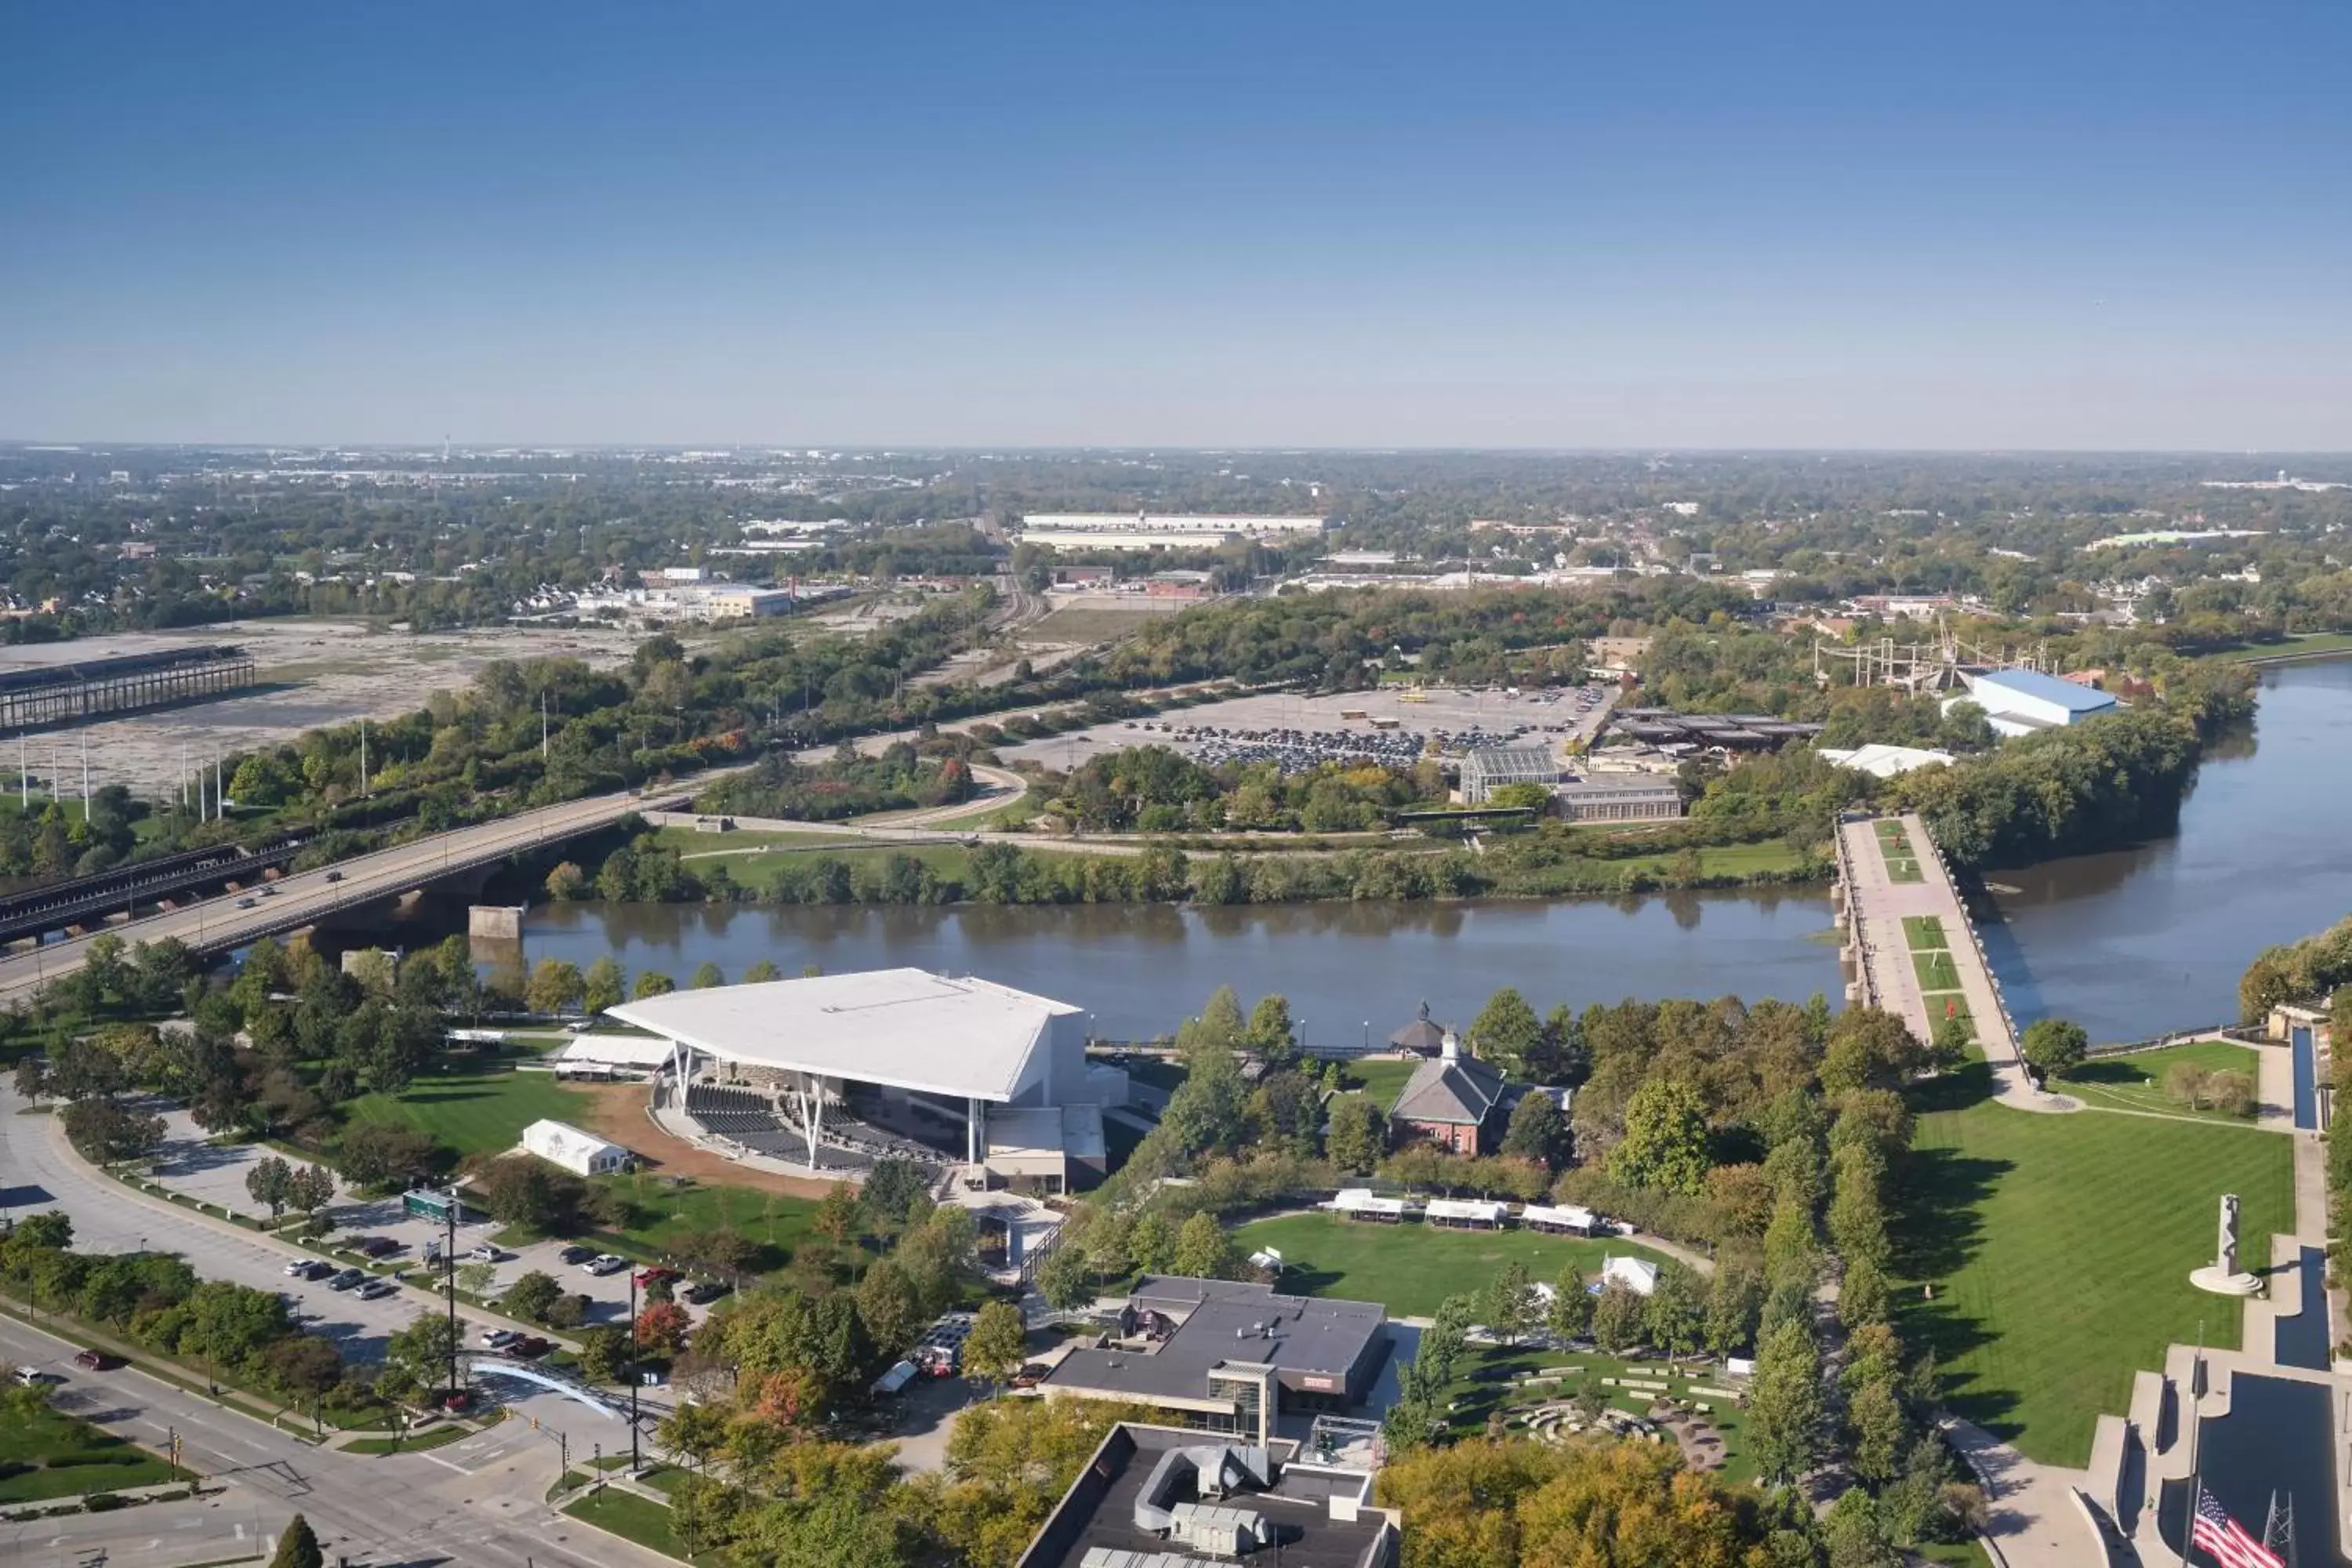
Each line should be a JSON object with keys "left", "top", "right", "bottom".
{"left": 1954, "top": 667, "right": 2118, "bottom": 738}
{"left": 1018, "top": 512, "right": 1330, "bottom": 553}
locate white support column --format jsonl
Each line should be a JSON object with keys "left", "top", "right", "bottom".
{"left": 967, "top": 1098, "right": 983, "bottom": 1167}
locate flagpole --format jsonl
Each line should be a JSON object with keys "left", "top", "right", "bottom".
{"left": 2178, "top": 1319, "right": 2205, "bottom": 1566}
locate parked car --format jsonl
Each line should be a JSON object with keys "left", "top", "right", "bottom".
{"left": 465, "top": 1243, "right": 506, "bottom": 1263}
{"left": 357, "top": 1279, "right": 399, "bottom": 1301}
{"left": 1009, "top": 1361, "right": 1050, "bottom": 1390}
{"left": 356, "top": 1237, "right": 401, "bottom": 1258}
{"left": 479, "top": 1330, "right": 520, "bottom": 1351}
{"left": 682, "top": 1279, "right": 730, "bottom": 1305}
{"left": 507, "top": 1336, "right": 551, "bottom": 1359}
{"left": 284, "top": 1258, "right": 332, "bottom": 1280}
{"left": 583, "top": 1254, "right": 628, "bottom": 1276}
{"left": 327, "top": 1268, "right": 367, "bottom": 1291}
{"left": 633, "top": 1265, "right": 680, "bottom": 1288}
{"left": 557, "top": 1245, "right": 597, "bottom": 1265}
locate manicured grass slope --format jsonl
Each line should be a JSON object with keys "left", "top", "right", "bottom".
{"left": 1232, "top": 1212, "right": 1670, "bottom": 1319}
{"left": 2061, "top": 1041, "right": 2263, "bottom": 1123}
{"left": 1900, "top": 1073, "right": 2294, "bottom": 1466}
{"left": 1341, "top": 1058, "right": 1421, "bottom": 1107}
{"left": 343, "top": 1066, "right": 596, "bottom": 1157}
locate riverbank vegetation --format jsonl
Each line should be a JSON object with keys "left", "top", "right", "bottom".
{"left": 692, "top": 741, "right": 977, "bottom": 823}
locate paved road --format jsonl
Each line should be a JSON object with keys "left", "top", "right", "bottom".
{"left": 0, "top": 771, "right": 750, "bottom": 1004}
{"left": 0, "top": 1313, "right": 670, "bottom": 1568}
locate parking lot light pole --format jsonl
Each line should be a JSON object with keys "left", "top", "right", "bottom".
{"left": 445, "top": 1190, "right": 460, "bottom": 1399}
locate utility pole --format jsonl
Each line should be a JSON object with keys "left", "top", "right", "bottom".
{"left": 80, "top": 734, "right": 89, "bottom": 819}
{"left": 541, "top": 692, "right": 549, "bottom": 759}
{"left": 360, "top": 719, "right": 368, "bottom": 799}
{"left": 16, "top": 735, "right": 24, "bottom": 809}
{"left": 213, "top": 755, "right": 223, "bottom": 821}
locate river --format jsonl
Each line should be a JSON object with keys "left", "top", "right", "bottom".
{"left": 514, "top": 660, "right": 2352, "bottom": 1043}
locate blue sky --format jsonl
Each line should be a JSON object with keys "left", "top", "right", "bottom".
{"left": 5, "top": 2, "right": 2349, "bottom": 448}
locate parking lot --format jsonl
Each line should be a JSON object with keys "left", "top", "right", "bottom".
{"left": 997, "top": 683, "right": 1618, "bottom": 775}
{"left": 136, "top": 1110, "right": 721, "bottom": 1343}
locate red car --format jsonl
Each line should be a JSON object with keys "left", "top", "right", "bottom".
{"left": 633, "top": 1265, "right": 680, "bottom": 1288}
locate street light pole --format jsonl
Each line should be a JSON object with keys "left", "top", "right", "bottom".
{"left": 627, "top": 1268, "right": 641, "bottom": 1472}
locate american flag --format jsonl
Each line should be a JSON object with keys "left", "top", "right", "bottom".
{"left": 2191, "top": 1487, "right": 2282, "bottom": 1568}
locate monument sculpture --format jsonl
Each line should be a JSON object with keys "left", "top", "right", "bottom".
{"left": 2188, "top": 1192, "right": 2262, "bottom": 1297}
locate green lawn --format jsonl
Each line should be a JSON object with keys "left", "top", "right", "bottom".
{"left": 1232, "top": 1213, "right": 1674, "bottom": 1320}
{"left": 1904, "top": 916, "right": 1948, "bottom": 949}
{"left": 1438, "top": 1344, "right": 1759, "bottom": 1487}
{"left": 584, "top": 1174, "right": 819, "bottom": 1272}
{"left": 563, "top": 1486, "right": 722, "bottom": 1566}
{"left": 2207, "top": 631, "right": 2352, "bottom": 664}
{"left": 1899, "top": 1068, "right": 2296, "bottom": 1466}
{"left": 0, "top": 1403, "right": 175, "bottom": 1504}
{"left": 1884, "top": 855, "right": 1923, "bottom": 883}
{"left": 2060, "top": 1040, "right": 2264, "bottom": 1123}
{"left": 1911, "top": 950, "right": 1962, "bottom": 992}
{"left": 1338, "top": 1058, "right": 1421, "bottom": 1107}
{"left": 343, "top": 1422, "right": 474, "bottom": 1455}
{"left": 343, "top": 1066, "right": 596, "bottom": 1157}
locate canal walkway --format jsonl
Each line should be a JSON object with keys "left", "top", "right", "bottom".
{"left": 1832, "top": 811, "right": 2062, "bottom": 1113}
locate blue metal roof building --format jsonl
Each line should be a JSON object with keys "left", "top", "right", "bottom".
{"left": 1962, "top": 667, "right": 2119, "bottom": 735}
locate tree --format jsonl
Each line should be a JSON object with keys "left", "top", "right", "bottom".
{"left": 1591, "top": 1279, "right": 1647, "bottom": 1354}
{"left": 1326, "top": 1095, "right": 1388, "bottom": 1174}
{"left": 286, "top": 1163, "right": 336, "bottom": 1218}
{"left": 1610, "top": 1078, "right": 1711, "bottom": 1195}
{"left": 1498, "top": 1090, "right": 1568, "bottom": 1170}
{"left": 466, "top": 1155, "right": 598, "bottom": 1233}
{"left": 633, "top": 970, "right": 677, "bottom": 1000}
{"left": 963, "top": 1300, "right": 1027, "bottom": 1389}
{"left": 1243, "top": 994, "right": 1297, "bottom": 1066}
{"left": 813, "top": 1181, "right": 862, "bottom": 1247}
{"left": 337, "top": 1121, "right": 445, "bottom": 1190}
{"left": 1928, "top": 1010, "right": 1971, "bottom": 1070}
{"left": 1645, "top": 1264, "right": 1705, "bottom": 1359}
{"left": 859, "top": 1159, "right": 931, "bottom": 1231}
{"left": 2020, "top": 1017, "right": 2089, "bottom": 1078}
{"left": 743, "top": 959, "right": 781, "bottom": 983}
{"left": 1035, "top": 1244, "right": 1095, "bottom": 1312}
{"left": 855, "top": 1258, "right": 924, "bottom": 1357}
{"left": 1704, "top": 1266, "right": 1763, "bottom": 1357}
{"left": 60, "top": 1097, "right": 166, "bottom": 1163}
{"left": 525, "top": 959, "right": 586, "bottom": 1016}
{"left": 637, "top": 1301, "right": 692, "bottom": 1354}
{"left": 386, "top": 1312, "right": 459, "bottom": 1388}
{"left": 1171, "top": 1213, "right": 1236, "bottom": 1279}
{"left": 1748, "top": 1317, "right": 1824, "bottom": 1484}
{"left": 1847, "top": 1375, "right": 1911, "bottom": 1485}
{"left": 544, "top": 860, "right": 588, "bottom": 902}
{"left": 457, "top": 1261, "right": 500, "bottom": 1299}
{"left": 245, "top": 1155, "right": 295, "bottom": 1219}
{"left": 1483, "top": 1261, "right": 1537, "bottom": 1346}
{"left": 1127, "top": 1211, "right": 1178, "bottom": 1274}
{"left": 691, "top": 961, "right": 726, "bottom": 989}
{"left": 581, "top": 956, "right": 627, "bottom": 1014}
{"left": 1546, "top": 1265, "right": 1592, "bottom": 1343}
{"left": 1470, "top": 987, "right": 1544, "bottom": 1078}
{"left": 269, "top": 1513, "right": 325, "bottom": 1568}
{"left": 658, "top": 1400, "right": 731, "bottom": 1472}
{"left": 502, "top": 1270, "right": 564, "bottom": 1323}
{"left": 577, "top": 1325, "right": 629, "bottom": 1382}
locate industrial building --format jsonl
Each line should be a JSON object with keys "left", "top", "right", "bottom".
{"left": 608, "top": 968, "right": 1123, "bottom": 1188}
{"left": 0, "top": 645, "right": 256, "bottom": 733}
{"left": 1042, "top": 1277, "right": 1393, "bottom": 1446}
{"left": 575, "top": 582, "right": 795, "bottom": 622}
{"left": 1018, "top": 513, "right": 1331, "bottom": 553}
{"left": 1549, "top": 777, "right": 1684, "bottom": 822}
{"left": 1955, "top": 667, "right": 2119, "bottom": 737}
{"left": 1456, "top": 743, "right": 1562, "bottom": 804}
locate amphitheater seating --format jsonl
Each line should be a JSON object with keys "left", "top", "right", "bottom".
{"left": 684, "top": 1084, "right": 789, "bottom": 1139}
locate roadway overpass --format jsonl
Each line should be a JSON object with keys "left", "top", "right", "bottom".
{"left": 0, "top": 776, "right": 718, "bottom": 1004}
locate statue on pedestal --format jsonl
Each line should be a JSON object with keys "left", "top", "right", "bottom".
{"left": 2189, "top": 1192, "right": 2261, "bottom": 1298}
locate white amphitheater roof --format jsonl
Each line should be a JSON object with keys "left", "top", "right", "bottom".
{"left": 605, "top": 968, "right": 1080, "bottom": 1102}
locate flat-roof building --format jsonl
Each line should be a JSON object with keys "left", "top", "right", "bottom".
{"left": 1043, "top": 1277, "right": 1392, "bottom": 1445}
{"left": 1015, "top": 1424, "right": 1397, "bottom": 1568}
{"left": 1550, "top": 777, "right": 1683, "bottom": 822}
